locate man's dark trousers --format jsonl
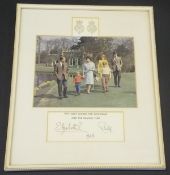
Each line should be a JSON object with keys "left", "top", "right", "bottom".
{"left": 113, "top": 70, "right": 121, "bottom": 86}
{"left": 57, "top": 79, "right": 67, "bottom": 97}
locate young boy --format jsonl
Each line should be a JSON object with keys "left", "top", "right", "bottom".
{"left": 102, "top": 62, "right": 111, "bottom": 92}
{"left": 73, "top": 72, "right": 83, "bottom": 95}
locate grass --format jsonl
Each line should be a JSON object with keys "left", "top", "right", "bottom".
{"left": 34, "top": 73, "right": 137, "bottom": 107}
{"left": 35, "top": 64, "right": 83, "bottom": 73}
{"left": 36, "top": 64, "right": 54, "bottom": 72}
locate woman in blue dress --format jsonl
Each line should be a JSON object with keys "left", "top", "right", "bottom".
{"left": 83, "top": 56, "right": 95, "bottom": 94}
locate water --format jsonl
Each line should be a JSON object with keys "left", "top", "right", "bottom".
{"left": 35, "top": 72, "right": 56, "bottom": 87}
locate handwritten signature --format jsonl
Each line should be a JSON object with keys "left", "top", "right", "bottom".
{"left": 56, "top": 122, "right": 82, "bottom": 133}
{"left": 97, "top": 121, "right": 112, "bottom": 133}
{"left": 55, "top": 121, "right": 112, "bottom": 138}
{"left": 55, "top": 122, "right": 94, "bottom": 138}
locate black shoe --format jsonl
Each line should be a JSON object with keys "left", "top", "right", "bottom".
{"left": 64, "top": 95, "right": 68, "bottom": 98}
{"left": 118, "top": 85, "right": 121, "bottom": 87}
{"left": 59, "top": 96, "right": 62, "bottom": 100}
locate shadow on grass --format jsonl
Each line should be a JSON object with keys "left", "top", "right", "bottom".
{"left": 34, "top": 94, "right": 57, "bottom": 99}
{"left": 67, "top": 91, "right": 76, "bottom": 96}
{"left": 91, "top": 89, "right": 104, "bottom": 93}
{"left": 109, "top": 85, "right": 116, "bottom": 87}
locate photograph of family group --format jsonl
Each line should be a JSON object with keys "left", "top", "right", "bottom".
{"left": 34, "top": 36, "right": 137, "bottom": 107}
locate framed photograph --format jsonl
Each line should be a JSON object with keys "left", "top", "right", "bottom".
{"left": 4, "top": 4, "right": 165, "bottom": 170}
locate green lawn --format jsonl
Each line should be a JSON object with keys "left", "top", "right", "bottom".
{"left": 34, "top": 73, "right": 137, "bottom": 107}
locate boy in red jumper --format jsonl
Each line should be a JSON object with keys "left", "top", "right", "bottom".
{"left": 73, "top": 72, "right": 83, "bottom": 95}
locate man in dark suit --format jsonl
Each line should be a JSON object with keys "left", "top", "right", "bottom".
{"left": 54, "top": 56, "right": 68, "bottom": 99}
{"left": 112, "top": 52, "right": 123, "bottom": 87}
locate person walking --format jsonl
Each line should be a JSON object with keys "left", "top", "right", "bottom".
{"left": 97, "top": 54, "right": 109, "bottom": 79}
{"left": 54, "top": 56, "right": 69, "bottom": 99}
{"left": 73, "top": 71, "right": 84, "bottom": 95}
{"left": 101, "top": 62, "right": 112, "bottom": 92}
{"left": 112, "top": 52, "right": 123, "bottom": 87}
{"left": 83, "top": 56, "right": 95, "bottom": 94}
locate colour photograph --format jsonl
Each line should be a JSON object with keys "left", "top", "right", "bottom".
{"left": 34, "top": 36, "right": 136, "bottom": 107}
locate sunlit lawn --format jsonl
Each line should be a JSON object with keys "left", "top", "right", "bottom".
{"left": 34, "top": 73, "right": 137, "bottom": 107}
